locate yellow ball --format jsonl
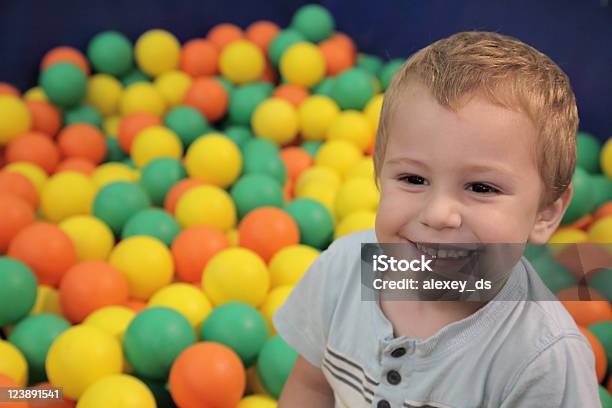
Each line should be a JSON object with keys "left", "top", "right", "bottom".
{"left": 326, "top": 110, "right": 373, "bottom": 152}
{"left": 203, "top": 248, "right": 270, "bottom": 307}
{"left": 185, "top": 134, "right": 242, "bottom": 188}
{"left": 0, "top": 340, "right": 28, "bottom": 386}
{"left": 109, "top": 236, "right": 174, "bottom": 301}
{"left": 120, "top": 82, "right": 166, "bottom": 117}
{"left": 104, "top": 116, "right": 121, "bottom": 136}
{"left": 335, "top": 210, "right": 376, "bottom": 239}
{"left": 280, "top": 43, "right": 326, "bottom": 88}
{"left": 154, "top": 70, "right": 192, "bottom": 107}
{"left": 24, "top": 86, "right": 48, "bottom": 102}
{"left": 0, "top": 95, "right": 31, "bottom": 145}
{"left": 40, "top": 172, "right": 96, "bottom": 223}
{"left": 315, "top": 139, "right": 363, "bottom": 178}
{"left": 547, "top": 228, "right": 589, "bottom": 257}
{"left": 601, "top": 139, "right": 612, "bottom": 179}
{"left": 364, "top": 93, "right": 384, "bottom": 133}
{"left": 135, "top": 29, "right": 180, "bottom": 77}
{"left": 298, "top": 95, "right": 340, "bottom": 141}
{"left": 5, "top": 162, "right": 48, "bottom": 194}
{"left": 335, "top": 178, "right": 380, "bottom": 220}
{"left": 175, "top": 185, "right": 237, "bottom": 231}
{"left": 346, "top": 156, "right": 375, "bottom": 180}
{"left": 295, "top": 180, "right": 338, "bottom": 217}
{"left": 30, "top": 285, "right": 63, "bottom": 317}
{"left": 130, "top": 126, "right": 182, "bottom": 168}
{"left": 269, "top": 245, "right": 319, "bottom": 288}
{"left": 92, "top": 163, "right": 139, "bottom": 189}
{"left": 83, "top": 306, "right": 135, "bottom": 342}
{"left": 295, "top": 165, "right": 341, "bottom": 196}
{"left": 76, "top": 374, "right": 156, "bottom": 408}
{"left": 237, "top": 394, "right": 277, "bottom": 408}
{"left": 86, "top": 74, "right": 123, "bottom": 117}
{"left": 252, "top": 98, "right": 299, "bottom": 145}
{"left": 148, "top": 283, "right": 213, "bottom": 333}
{"left": 59, "top": 215, "right": 115, "bottom": 261}
{"left": 259, "top": 285, "right": 293, "bottom": 335}
{"left": 588, "top": 216, "right": 612, "bottom": 243}
{"left": 219, "top": 40, "right": 265, "bottom": 84}
{"left": 226, "top": 228, "right": 239, "bottom": 246}
{"left": 46, "top": 325, "right": 123, "bottom": 400}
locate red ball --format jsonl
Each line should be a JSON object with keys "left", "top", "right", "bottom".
{"left": 238, "top": 207, "right": 300, "bottom": 262}
{"left": 172, "top": 226, "right": 230, "bottom": 284}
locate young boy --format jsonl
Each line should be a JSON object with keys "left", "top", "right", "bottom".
{"left": 273, "top": 32, "right": 601, "bottom": 407}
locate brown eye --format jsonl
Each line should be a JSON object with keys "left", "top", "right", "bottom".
{"left": 399, "top": 175, "right": 427, "bottom": 185}
{"left": 469, "top": 183, "right": 499, "bottom": 194}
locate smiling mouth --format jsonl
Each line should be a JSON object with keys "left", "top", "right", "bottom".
{"left": 401, "top": 238, "right": 481, "bottom": 260}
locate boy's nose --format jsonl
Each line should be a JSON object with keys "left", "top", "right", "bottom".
{"left": 419, "top": 190, "right": 462, "bottom": 231}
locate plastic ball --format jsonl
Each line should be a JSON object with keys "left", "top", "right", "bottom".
{"left": 63, "top": 104, "right": 103, "bottom": 129}
{"left": 284, "top": 198, "right": 334, "bottom": 249}
{"left": 315, "top": 139, "right": 362, "bottom": 178}
{"left": 547, "top": 227, "right": 588, "bottom": 257}
{"left": 5, "top": 132, "right": 59, "bottom": 173}
{"left": 590, "top": 175, "right": 612, "bottom": 209}
{"left": 56, "top": 158, "right": 96, "bottom": 176}
{"left": 280, "top": 43, "right": 326, "bottom": 88}
{"left": 122, "top": 208, "right": 180, "bottom": 246}
{"left": 601, "top": 386, "right": 612, "bottom": 408}
{"left": 330, "top": 68, "right": 375, "bottom": 110}
{"left": 335, "top": 177, "right": 380, "bottom": 220}
{"left": 83, "top": 75, "right": 121, "bottom": 117}
{"left": 202, "top": 247, "right": 270, "bottom": 306}
{"left": 184, "top": 77, "right": 228, "bottom": 123}
{"left": 224, "top": 125, "right": 254, "bottom": 148}
{"left": 588, "top": 216, "right": 612, "bottom": 243}
{"left": 175, "top": 185, "right": 237, "bottom": 231}
{"left": 87, "top": 31, "right": 134, "bottom": 76}
{"left": 243, "top": 140, "right": 287, "bottom": 185}
{"left": 83, "top": 306, "right": 135, "bottom": 342}
{"left": 0, "top": 257, "right": 37, "bottom": 326}
{"left": 335, "top": 210, "right": 376, "bottom": 239}
{"left": 295, "top": 180, "right": 338, "bottom": 216}
{"left": 220, "top": 40, "right": 265, "bottom": 84}
{"left": 139, "top": 157, "right": 186, "bottom": 205}
{"left": 228, "top": 83, "right": 271, "bottom": 126}
{"left": 268, "top": 29, "right": 306, "bottom": 67}
{"left": 40, "top": 63, "right": 87, "bottom": 108}
{"left": 41, "top": 46, "right": 89, "bottom": 74}
{"left": 154, "top": 70, "right": 192, "bottom": 107}
{"left": 269, "top": 245, "right": 319, "bottom": 288}
{"left": 600, "top": 139, "right": 612, "bottom": 178}
{"left": 29, "top": 285, "right": 63, "bottom": 317}
{"left": 103, "top": 135, "right": 124, "bottom": 161}
{"left": 57, "top": 124, "right": 107, "bottom": 165}
{"left": 252, "top": 98, "right": 299, "bottom": 145}
{"left": 0, "top": 374, "right": 27, "bottom": 407}
{"left": 530, "top": 251, "right": 576, "bottom": 293}
{"left": 4, "top": 162, "right": 48, "bottom": 195}
{"left": 326, "top": 110, "right": 373, "bottom": 152}
{"left": 379, "top": 59, "right": 404, "bottom": 91}
{"left": 238, "top": 207, "right": 300, "bottom": 262}
{"left": 207, "top": 23, "right": 244, "bottom": 50}
{"left": 169, "top": 342, "right": 246, "bottom": 408}
{"left": 272, "top": 83, "right": 309, "bottom": 107}
{"left": 297, "top": 95, "right": 339, "bottom": 141}
{"left": 24, "top": 86, "right": 48, "bottom": 102}
{"left": 237, "top": 395, "right": 277, "bottom": 408}
{"left": 8, "top": 314, "right": 70, "bottom": 384}
{"left": 8, "top": 223, "right": 77, "bottom": 287}
{"left": 259, "top": 285, "right": 293, "bottom": 335}
{"left": 0, "top": 340, "right": 28, "bottom": 386}
{"left": 319, "top": 37, "right": 354, "bottom": 76}
{"left": 364, "top": 93, "right": 384, "bottom": 133}
{"left": 77, "top": 374, "right": 156, "bottom": 408}
{"left": 200, "top": 302, "right": 268, "bottom": 367}
{"left": 180, "top": 39, "right": 219, "bottom": 77}
{"left": 246, "top": 21, "right": 280, "bottom": 52}
{"left": 91, "top": 163, "right": 138, "bottom": 189}
{"left": 579, "top": 327, "right": 607, "bottom": 383}
{"left": 589, "top": 321, "right": 612, "bottom": 372}
{"left": 135, "top": 29, "right": 180, "bottom": 77}
{"left": 290, "top": 4, "right": 335, "bottom": 43}
{"left": 0, "top": 194, "right": 35, "bottom": 252}
{"left": 120, "top": 68, "right": 150, "bottom": 87}
{"left": 347, "top": 156, "right": 375, "bottom": 180}
{"left": 25, "top": 100, "right": 61, "bottom": 138}
{"left": 109, "top": 236, "right": 174, "bottom": 301}
{"left": 164, "top": 105, "right": 209, "bottom": 148}
{"left": 124, "top": 307, "right": 196, "bottom": 380}
{"left": 40, "top": 172, "right": 96, "bottom": 223}
{"left": 148, "top": 283, "right": 212, "bottom": 332}
{"left": 120, "top": 82, "right": 166, "bottom": 117}
{"left": 279, "top": 147, "right": 313, "bottom": 183}
{"left": 576, "top": 131, "right": 601, "bottom": 174}
{"left": 313, "top": 77, "right": 335, "bottom": 97}
{"left": 118, "top": 112, "right": 161, "bottom": 153}
{"left": 130, "top": 125, "right": 182, "bottom": 168}
{"left": 185, "top": 134, "right": 242, "bottom": 188}
{"left": 257, "top": 335, "right": 298, "bottom": 399}
{"left": 0, "top": 95, "right": 31, "bottom": 145}
{"left": 562, "top": 167, "right": 596, "bottom": 225}
{"left": 163, "top": 178, "right": 204, "bottom": 215}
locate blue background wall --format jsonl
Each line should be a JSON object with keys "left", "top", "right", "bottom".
{"left": 1, "top": 0, "right": 610, "bottom": 141}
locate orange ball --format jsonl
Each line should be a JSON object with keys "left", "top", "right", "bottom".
{"left": 183, "top": 77, "right": 228, "bottom": 123}
{"left": 283, "top": 178, "right": 293, "bottom": 203}
{"left": 180, "top": 39, "right": 219, "bottom": 77}
{"left": 0, "top": 82, "right": 20, "bottom": 97}
{"left": 0, "top": 171, "right": 38, "bottom": 209}
{"left": 328, "top": 33, "right": 357, "bottom": 60}
{"left": 169, "top": 342, "right": 246, "bottom": 408}
{"left": 124, "top": 299, "right": 147, "bottom": 313}
{"left": 30, "top": 383, "right": 76, "bottom": 408}
{"left": 54, "top": 158, "right": 96, "bottom": 175}
{"left": 319, "top": 38, "right": 354, "bottom": 76}
{"left": 0, "top": 194, "right": 35, "bottom": 252}
{"left": 579, "top": 327, "right": 607, "bottom": 383}
{"left": 245, "top": 21, "right": 280, "bottom": 52}
{"left": 164, "top": 178, "right": 205, "bottom": 214}
{"left": 207, "top": 23, "right": 244, "bottom": 50}
{"left": 280, "top": 146, "right": 313, "bottom": 181}
{"left": 25, "top": 100, "right": 62, "bottom": 138}
{"left": 172, "top": 226, "right": 230, "bottom": 284}
{"left": 7, "top": 222, "right": 77, "bottom": 287}
{"left": 40, "top": 46, "right": 90, "bottom": 74}
{"left": 557, "top": 287, "right": 612, "bottom": 327}
{"left": 117, "top": 112, "right": 162, "bottom": 154}
{"left": 238, "top": 207, "right": 300, "bottom": 262}
{"left": 59, "top": 261, "right": 129, "bottom": 324}
{"left": 5, "top": 132, "right": 61, "bottom": 173}
{"left": 594, "top": 202, "right": 612, "bottom": 222}
{"left": 0, "top": 374, "right": 28, "bottom": 408}
{"left": 57, "top": 124, "right": 107, "bottom": 165}
{"left": 273, "top": 84, "right": 309, "bottom": 108}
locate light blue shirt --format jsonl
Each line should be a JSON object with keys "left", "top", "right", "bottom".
{"left": 273, "top": 228, "right": 601, "bottom": 408}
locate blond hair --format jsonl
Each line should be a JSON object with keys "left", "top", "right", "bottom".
{"left": 374, "top": 31, "right": 578, "bottom": 208}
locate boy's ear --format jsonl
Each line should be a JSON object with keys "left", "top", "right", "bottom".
{"left": 528, "top": 183, "right": 573, "bottom": 244}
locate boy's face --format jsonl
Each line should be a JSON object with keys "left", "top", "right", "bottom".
{"left": 376, "top": 81, "right": 569, "bottom": 247}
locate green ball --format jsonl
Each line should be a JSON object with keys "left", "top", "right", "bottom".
{"left": 590, "top": 174, "right": 612, "bottom": 210}
{"left": 257, "top": 335, "right": 298, "bottom": 399}
{"left": 122, "top": 208, "right": 181, "bottom": 246}
{"left": 249, "top": 81, "right": 275, "bottom": 96}
{"left": 600, "top": 386, "right": 612, "bottom": 408}
{"left": 63, "top": 104, "right": 103, "bottom": 129}
{"left": 576, "top": 131, "right": 602, "bottom": 174}
{"left": 330, "top": 68, "right": 375, "bottom": 110}
{"left": 8, "top": 313, "right": 70, "bottom": 384}
{"left": 523, "top": 243, "right": 548, "bottom": 263}
{"left": 301, "top": 141, "right": 323, "bottom": 158}
{"left": 285, "top": 198, "right": 334, "bottom": 249}
{"left": 92, "top": 181, "right": 151, "bottom": 235}
{"left": 0, "top": 257, "right": 37, "bottom": 326}
{"left": 357, "top": 53, "right": 384, "bottom": 76}
{"left": 590, "top": 268, "right": 612, "bottom": 301}
{"left": 313, "top": 77, "right": 335, "bottom": 97}
{"left": 139, "top": 157, "right": 187, "bottom": 206}
{"left": 588, "top": 321, "right": 612, "bottom": 370}
{"left": 124, "top": 307, "right": 196, "bottom": 381}
{"left": 164, "top": 106, "right": 209, "bottom": 148}
{"left": 224, "top": 125, "right": 254, "bottom": 149}
{"left": 228, "top": 84, "right": 270, "bottom": 126}
{"left": 243, "top": 138, "right": 280, "bottom": 156}
{"left": 87, "top": 30, "right": 134, "bottom": 76}
{"left": 379, "top": 58, "right": 404, "bottom": 91}
{"left": 215, "top": 76, "right": 235, "bottom": 97}
{"left": 290, "top": 4, "right": 335, "bottom": 43}
{"left": 530, "top": 250, "right": 576, "bottom": 293}
{"left": 200, "top": 302, "right": 269, "bottom": 367}
{"left": 230, "top": 174, "right": 284, "bottom": 219}
{"left": 105, "top": 136, "right": 126, "bottom": 162}
{"left": 268, "top": 29, "right": 306, "bottom": 67}
{"left": 243, "top": 140, "right": 287, "bottom": 185}
{"left": 561, "top": 167, "right": 596, "bottom": 225}
{"left": 40, "top": 62, "right": 87, "bottom": 108}
{"left": 121, "top": 68, "right": 150, "bottom": 87}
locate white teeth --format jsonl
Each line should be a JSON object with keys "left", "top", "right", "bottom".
{"left": 414, "top": 243, "right": 472, "bottom": 259}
